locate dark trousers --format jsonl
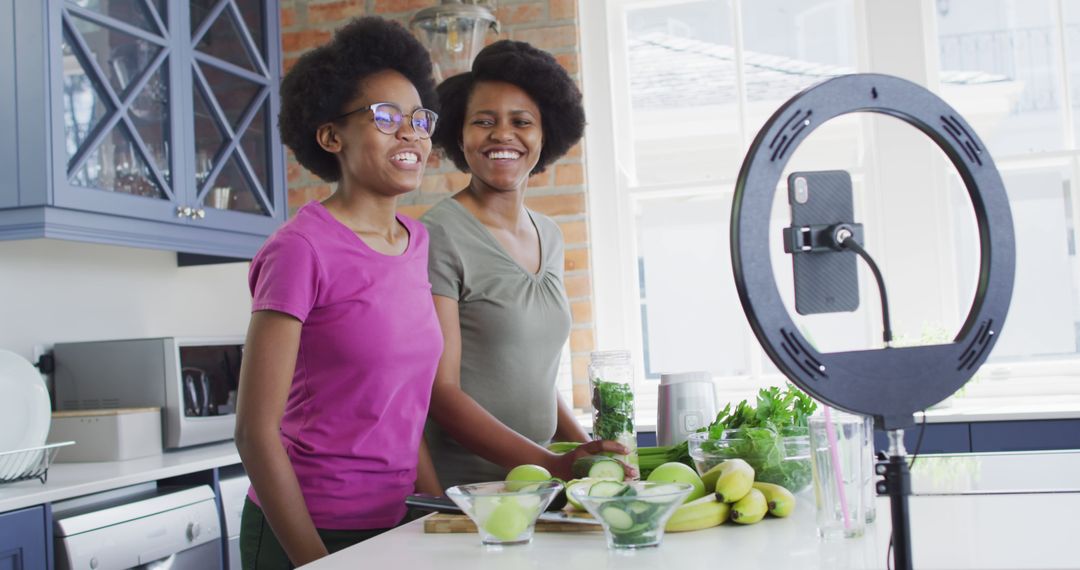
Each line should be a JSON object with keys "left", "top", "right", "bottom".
{"left": 239, "top": 498, "right": 390, "bottom": 570}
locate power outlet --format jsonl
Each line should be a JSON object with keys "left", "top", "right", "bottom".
{"left": 32, "top": 344, "right": 55, "bottom": 408}
{"left": 33, "top": 344, "right": 48, "bottom": 365}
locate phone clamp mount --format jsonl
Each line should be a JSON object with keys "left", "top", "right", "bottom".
{"left": 783, "top": 222, "right": 865, "bottom": 253}
{"left": 730, "top": 74, "right": 1015, "bottom": 570}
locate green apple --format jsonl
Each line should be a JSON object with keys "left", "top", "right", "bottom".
{"left": 646, "top": 462, "right": 706, "bottom": 502}
{"left": 505, "top": 464, "right": 552, "bottom": 491}
{"left": 481, "top": 501, "right": 530, "bottom": 541}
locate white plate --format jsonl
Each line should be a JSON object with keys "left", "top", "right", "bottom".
{"left": 0, "top": 350, "right": 51, "bottom": 478}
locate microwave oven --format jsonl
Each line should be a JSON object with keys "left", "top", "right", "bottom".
{"left": 53, "top": 337, "right": 243, "bottom": 449}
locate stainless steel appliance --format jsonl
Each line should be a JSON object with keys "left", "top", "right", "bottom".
{"left": 656, "top": 371, "right": 718, "bottom": 446}
{"left": 53, "top": 484, "right": 221, "bottom": 570}
{"left": 53, "top": 337, "right": 242, "bottom": 448}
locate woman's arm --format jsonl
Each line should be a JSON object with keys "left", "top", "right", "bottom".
{"left": 234, "top": 310, "right": 327, "bottom": 566}
{"left": 553, "top": 393, "right": 590, "bottom": 443}
{"left": 414, "top": 436, "right": 443, "bottom": 495}
{"left": 428, "top": 295, "right": 627, "bottom": 480}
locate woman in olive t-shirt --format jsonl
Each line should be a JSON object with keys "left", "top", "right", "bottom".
{"left": 420, "top": 40, "right": 632, "bottom": 489}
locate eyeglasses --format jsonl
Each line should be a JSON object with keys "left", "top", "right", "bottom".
{"left": 334, "top": 102, "right": 438, "bottom": 139}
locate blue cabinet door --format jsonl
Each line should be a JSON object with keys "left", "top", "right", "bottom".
{"left": 0, "top": 506, "right": 51, "bottom": 570}
{"left": 0, "top": 0, "right": 285, "bottom": 259}
{"left": 970, "top": 419, "right": 1080, "bottom": 452}
{"left": 872, "top": 422, "right": 972, "bottom": 454}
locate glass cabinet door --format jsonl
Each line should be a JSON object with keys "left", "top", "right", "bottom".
{"left": 188, "top": 0, "right": 276, "bottom": 221}
{"left": 60, "top": 0, "right": 174, "bottom": 206}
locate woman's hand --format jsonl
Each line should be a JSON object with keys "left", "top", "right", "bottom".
{"left": 542, "top": 440, "right": 638, "bottom": 481}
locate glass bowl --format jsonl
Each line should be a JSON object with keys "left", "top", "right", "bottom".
{"left": 445, "top": 480, "right": 564, "bottom": 545}
{"left": 569, "top": 480, "right": 692, "bottom": 549}
{"left": 687, "top": 428, "right": 813, "bottom": 494}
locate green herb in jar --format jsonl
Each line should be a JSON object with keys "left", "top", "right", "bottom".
{"left": 592, "top": 378, "right": 635, "bottom": 441}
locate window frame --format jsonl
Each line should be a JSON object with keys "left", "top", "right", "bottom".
{"left": 582, "top": 0, "right": 1080, "bottom": 413}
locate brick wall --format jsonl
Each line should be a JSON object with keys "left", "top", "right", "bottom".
{"left": 279, "top": 0, "right": 594, "bottom": 408}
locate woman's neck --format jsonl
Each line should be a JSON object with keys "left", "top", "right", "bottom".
{"left": 457, "top": 178, "right": 528, "bottom": 231}
{"left": 322, "top": 181, "right": 400, "bottom": 238}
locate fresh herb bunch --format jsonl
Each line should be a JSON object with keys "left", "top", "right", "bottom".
{"left": 705, "top": 384, "right": 817, "bottom": 438}
{"left": 700, "top": 384, "right": 818, "bottom": 492}
{"left": 592, "top": 378, "right": 635, "bottom": 441}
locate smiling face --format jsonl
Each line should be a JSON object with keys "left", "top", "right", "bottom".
{"left": 320, "top": 69, "right": 431, "bottom": 196}
{"left": 461, "top": 80, "right": 543, "bottom": 193}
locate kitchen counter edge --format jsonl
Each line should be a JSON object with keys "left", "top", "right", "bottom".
{"left": 0, "top": 441, "right": 240, "bottom": 514}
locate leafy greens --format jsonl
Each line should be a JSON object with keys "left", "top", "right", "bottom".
{"left": 701, "top": 385, "right": 818, "bottom": 492}
{"left": 592, "top": 378, "right": 635, "bottom": 441}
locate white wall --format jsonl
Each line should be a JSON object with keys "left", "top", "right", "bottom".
{"left": 0, "top": 239, "right": 252, "bottom": 362}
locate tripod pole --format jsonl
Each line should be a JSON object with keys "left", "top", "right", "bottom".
{"left": 881, "top": 429, "right": 913, "bottom": 570}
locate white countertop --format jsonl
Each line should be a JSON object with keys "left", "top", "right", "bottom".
{"left": 0, "top": 441, "right": 240, "bottom": 513}
{"left": 303, "top": 450, "right": 1080, "bottom": 570}
{"left": 302, "top": 493, "right": 1079, "bottom": 570}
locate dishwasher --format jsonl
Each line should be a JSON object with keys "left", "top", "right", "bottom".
{"left": 53, "top": 483, "right": 222, "bottom": 569}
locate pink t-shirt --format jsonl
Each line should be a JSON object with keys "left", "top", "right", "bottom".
{"left": 246, "top": 201, "right": 443, "bottom": 530}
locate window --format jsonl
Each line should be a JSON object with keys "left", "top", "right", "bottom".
{"left": 581, "top": 0, "right": 1080, "bottom": 414}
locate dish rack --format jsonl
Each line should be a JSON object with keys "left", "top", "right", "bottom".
{"left": 0, "top": 441, "right": 75, "bottom": 485}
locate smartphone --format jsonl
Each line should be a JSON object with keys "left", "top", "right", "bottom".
{"left": 786, "top": 170, "right": 860, "bottom": 315}
{"left": 405, "top": 494, "right": 462, "bottom": 514}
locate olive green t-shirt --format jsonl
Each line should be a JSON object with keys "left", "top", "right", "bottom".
{"left": 421, "top": 197, "right": 572, "bottom": 489}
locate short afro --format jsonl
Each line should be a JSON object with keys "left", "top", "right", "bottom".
{"left": 432, "top": 40, "right": 585, "bottom": 175}
{"left": 278, "top": 17, "right": 438, "bottom": 182}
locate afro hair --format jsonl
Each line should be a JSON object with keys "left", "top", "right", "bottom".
{"left": 431, "top": 40, "right": 585, "bottom": 175}
{"left": 278, "top": 17, "right": 438, "bottom": 182}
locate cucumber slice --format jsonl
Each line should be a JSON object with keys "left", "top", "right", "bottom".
{"left": 599, "top": 505, "right": 635, "bottom": 530}
{"left": 588, "top": 458, "right": 625, "bottom": 481}
{"left": 565, "top": 479, "right": 595, "bottom": 511}
{"left": 588, "top": 481, "right": 628, "bottom": 497}
{"left": 571, "top": 456, "right": 624, "bottom": 480}
{"left": 627, "top": 500, "right": 652, "bottom": 516}
{"left": 622, "top": 522, "right": 654, "bottom": 537}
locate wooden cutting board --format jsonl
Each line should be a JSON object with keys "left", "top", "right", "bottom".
{"left": 423, "top": 512, "right": 602, "bottom": 533}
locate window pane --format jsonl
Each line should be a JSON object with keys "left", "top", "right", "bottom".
{"left": 955, "top": 164, "right": 1080, "bottom": 359}
{"left": 69, "top": 0, "right": 158, "bottom": 33}
{"left": 62, "top": 27, "right": 111, "bottom": 166}
{"left": 70, "top": 122, "right": 166, "bottom": 199}
{"left": 196, "top": 4, "right": 257, "bottom": 71}
{"left": 199, "top": 63, "right": 262, "bottom": 130}
{"left": 68, "top": 13, "right": 163, "bottom": 99}
{"left": 741, "top": 0, "right": 857, "bottom": 143}
{"left": 937, "top": 0, "right": 1067, "bottom": 155}
{"left": 1062, "top": 1, "right": 1080, "bottom": 144}
{"left": 625, "top": 0, "right": 740, "bottom": 186}
{"left": 635, "top": 191, "right": 750, "bottom": 378}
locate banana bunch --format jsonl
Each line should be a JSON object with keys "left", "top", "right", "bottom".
{"left": 665, "top": 494, "right": 730, "bottom": 532}
{"left": 665, "top": 459, "right": 797, "bottom": 532}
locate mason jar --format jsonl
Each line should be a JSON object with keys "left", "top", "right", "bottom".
{"left": 588, "top": 350, "right": 638, "bottom": 477}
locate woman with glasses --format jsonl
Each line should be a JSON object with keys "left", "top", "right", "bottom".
{"left": 420, "top": 40, "right": 631, "bottom": 489}
{"left": 234, "top": 17, "right": 443, "bottom": 569}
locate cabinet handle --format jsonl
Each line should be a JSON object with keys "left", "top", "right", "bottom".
{"left": 177, "top": 206, "right": 192, "bottom": 218}
{"left": 194, "top": 208, "right": 206, "bottom": 219}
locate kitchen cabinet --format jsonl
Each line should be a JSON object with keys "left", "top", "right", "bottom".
{"left": 867, "top": 418, "right": 1080, "bottom": 454}
{"left": 0, "top": 505, "right": 52, "bottom": 570}
{"left": 969, "top": 418, "right": 1080, "bottom": 452}
{"left": 0, "top": 442, "right": 242, "bottom": 570}
{"left": 872, "top": 422, "right": 972, "bottom": 454}
{"left": 0, "top": 0, "right": 284, "bottom": 259}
